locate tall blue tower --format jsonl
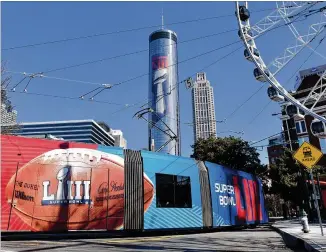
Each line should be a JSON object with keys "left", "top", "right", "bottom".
{"left": 148, "top": 29, "right": 180, "bottom": 155}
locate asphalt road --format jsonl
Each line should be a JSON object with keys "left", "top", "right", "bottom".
{"left": 1, "top": 226, "right": 305, "bottom": 252}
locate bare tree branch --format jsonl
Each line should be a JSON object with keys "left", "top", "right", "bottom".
{"left": 1, "top": 61, "right": 20, "bottom": 135}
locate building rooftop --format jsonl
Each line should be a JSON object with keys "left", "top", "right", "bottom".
{"left": 294, "top": 64, "right": 326, "bottom": 90}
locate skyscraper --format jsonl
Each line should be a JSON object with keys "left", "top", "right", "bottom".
{"left": 148, "top": 29, "right": 180, "bottom": 155}
{"left": 192, "top": 73, "right": 217, "bottom": 142}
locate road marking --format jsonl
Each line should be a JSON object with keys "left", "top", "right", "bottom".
{"left": 1, "top": 234, "right": 185, "bottom": 250}
{"left": 100, "top": 234, "right": 184, "bottom": 244}
{"left": 21, "top": 242, "right": 40, "bottom": 246}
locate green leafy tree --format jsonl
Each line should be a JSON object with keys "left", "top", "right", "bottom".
{"left": 191, "top": 136, "right": 265, "bottom": 175}
{"left": 266, "top": 148, "right": 326, "bottom": 219}
{"left": 267, "top": 148, "right": 301, "bottom": 204}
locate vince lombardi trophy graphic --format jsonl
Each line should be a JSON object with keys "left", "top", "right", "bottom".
{"left": 56, "top": 167, "right": 70, "bottom": 200}
{"left": 153, "top": 68, "right": 168, "bottom": 120}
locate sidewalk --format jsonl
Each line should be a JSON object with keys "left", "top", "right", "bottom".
{"left": 271, "top": 220, "right": 326, "bottom": 252}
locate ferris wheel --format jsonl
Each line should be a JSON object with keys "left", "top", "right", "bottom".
{"left": 235, "top": 1, "right": 326, "bottom": 138}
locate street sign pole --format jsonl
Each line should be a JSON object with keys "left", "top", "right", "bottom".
{"left": 293, "top": 142, "right": 324, "bottom": 236}
{"left": 310, "top": 170, "right": 324, "bottom": 236}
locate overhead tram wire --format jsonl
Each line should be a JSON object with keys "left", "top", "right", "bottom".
{"left": 43, "top": 28, "right": 239, "bottom": 74}
{"left": 7, "top": 42, "right": 242, "bottom": 121}
{"left": 183, "top": 7, "right": 324, "bottom": 125}
{"left": 249, "top": 132, "right": 284, "bottom": 146}
{"left": 6, "top": 15, "right": 313, "bottom": 128}
{"left": 68, "top": 7, "right": 322, "bottom": 100}
{"left": 82, "top": 10, "right": 316, "bottom": 100}
{"left": 116, "top": 44, "right": 244, "bottom": 132}
{"left": 7, "top": 7, "right": 321, "bottom": 93}
{"left": 7, "top": 10, "right": 319, "bottom": 109}
{"left": 79, "top": 39, "right": 243, "bottom": 99}
{"left": 7, "top": 90, "right": 128, "bottom": 106}
{"left": 7, "top": 70, "right": 105, "bottom": 88}
{"left": 224, "top": 85, "right": 265, "bottom": 121}
{"left": 135, "top": 45, "right": 245, "bottom": 141}
{"left": 2, "top": 6, "right": 296, "bottom": 51}
{"left": 133, "top": 44, "right": 243, "bottom": 127}
{"left": 26, "top": 6, "right": 320, "bottom": 74}
{"left": 6, "top": 34, "right": 242, "bottom": 93}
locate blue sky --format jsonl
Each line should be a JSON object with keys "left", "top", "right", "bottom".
{"left": 2, "top": 2, "right": 325, "bottom": 164}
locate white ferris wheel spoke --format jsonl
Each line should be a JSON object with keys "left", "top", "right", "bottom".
{"left": 235, "top": 1, "right": 326, "bottom": 124}
{"left": 250, "top": 1, "right": 309, "bottom": 38}
{"left": 277, "top": 2, "right": 326, "bottom": 60}
{"left": 302, "top": 71, "right": 326, "bottom": 110}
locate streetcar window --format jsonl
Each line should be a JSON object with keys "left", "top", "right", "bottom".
{"left": 155, "top": 173, "right": 192, "bottom": 208}
{"left": 175, "top": 175, "right": 192, "bottom": 208}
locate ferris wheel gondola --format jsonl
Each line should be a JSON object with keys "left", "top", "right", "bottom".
{"left": 235, "top": 1, "right": 326, "bottom": 134}
{"left": 311, "top": 118, "right": 326, "bottom": 138}
{"left": 253, "top": 68, "right": 270, "bottom": 82}
{"left": 244, "top": 47, "right": 260, "bottom": 62}
{"left": 285, "top": 104, "right": 304, "bottom": 120}
{"left": 238, "top": 5, "right": 250, "bottom": 21}
{"left": 267, "top": 86, "right": 284, "bottom": 102}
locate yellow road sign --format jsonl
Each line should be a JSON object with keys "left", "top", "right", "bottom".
{"left": 293, "top": 142, "right": 323, "bottom": 169}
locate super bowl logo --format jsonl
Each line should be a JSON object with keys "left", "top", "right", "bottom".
{"left": 42, "top": 167, "right": 91, "bottom": 205}
{"left": 152, "top": 55, "right": 168, "bottom": 70}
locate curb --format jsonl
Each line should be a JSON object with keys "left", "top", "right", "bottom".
{"left": 1, "top": 224, "right": 268, "bottom": 241}
{"left": 270, "top": 225, "right": 323, "bottom": 252}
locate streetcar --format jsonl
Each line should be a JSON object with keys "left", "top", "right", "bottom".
{"left": 1, "top": 135, "right": 268, "bottom": 233}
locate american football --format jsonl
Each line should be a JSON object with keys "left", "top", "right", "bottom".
{"left": 5, "top": 148, "right": 154, "bottom": 231}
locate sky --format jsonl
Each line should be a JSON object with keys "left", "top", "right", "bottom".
{"left": 2, "top": 1, "right": 325, "bottom": 164}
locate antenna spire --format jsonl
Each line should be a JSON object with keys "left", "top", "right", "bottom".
{"left": 161, "top": 9, "right": 164, "bottom": 29}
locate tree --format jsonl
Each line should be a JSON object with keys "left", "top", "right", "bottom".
{"left": 266, "top": 148, "right": 326, "bottom": 220}
{"left": 267, "top": 148, "right": 301, "bottom": 204}
{"left": 191, "top": 136, "right": 266, "bottom": 175}
{"left": 1, "top": 62, "right": 11, "bottom": 100}
{"left": 265, "top": 194, "right": 283, "bottom": 217}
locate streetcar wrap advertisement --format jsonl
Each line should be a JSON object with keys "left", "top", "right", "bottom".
{"left": 1, "top": 135, "right": 154, "bottom": 232}
{"left": 1, "top": 135, "right": 268, "bottom": 232}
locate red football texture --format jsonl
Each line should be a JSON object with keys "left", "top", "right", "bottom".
{"left": 5, "top": 148, "right": 154, "bottom": 231}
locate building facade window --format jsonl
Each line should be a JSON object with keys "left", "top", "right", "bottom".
{"left": 270, "top": 157, "right": 276, "bottom": 164}
{"left": 295, "top": 120, "right": 307, "bottom": 134}
{"left": 155, "top": 173, "right": 192, "bottom": 208}
{"left": 319, "top": 138, "right": 326, "bottom": 154}
{"left": 298, "top": 136, "right": 309, "bottom": 146}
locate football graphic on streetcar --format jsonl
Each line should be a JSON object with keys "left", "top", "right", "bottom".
{"left": 5, "top": 148, "right": 154, "bottom": 231}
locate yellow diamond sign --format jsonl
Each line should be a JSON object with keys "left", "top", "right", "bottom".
{"left": 293, "top": 142, "right": 323, "bottom": 169}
